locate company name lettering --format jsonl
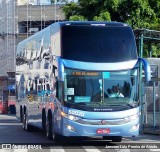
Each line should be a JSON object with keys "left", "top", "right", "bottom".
{"left": 94, "top": 108, "right": 113, "bottom": 111}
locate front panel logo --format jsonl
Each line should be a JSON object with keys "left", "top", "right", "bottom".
{"left": 68, "top": 110, "right": 84, "bottom": 117}
{"left": 101, "top": 120, "right": 106, "bottom": 125}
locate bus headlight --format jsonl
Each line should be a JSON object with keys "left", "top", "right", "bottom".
{"left": 66, "top": 125, "right": 75, "bottom": 132}
{"left": 130, "top": 124, "right": 139, "bottom": 132}
{"left": 124, "top": 113, "right": 139, "bottom": 121}
{"left": 68, "top": 115, "right": 79, "bottom": 121}
{"left": 60, "top": 111, "right": 79, "bottom": 121}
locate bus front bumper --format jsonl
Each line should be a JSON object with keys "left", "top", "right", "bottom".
{"left": 61, "top": 118, "right": 139, "bottom": 137}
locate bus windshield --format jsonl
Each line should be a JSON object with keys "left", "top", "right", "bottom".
{"left": 64, "top": 68, "right": 138, "bottom": 111}
{"left": 61, "top": 25, "right": 137, "bottom": 62}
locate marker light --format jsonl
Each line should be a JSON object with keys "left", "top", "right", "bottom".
{"left": 91, "top": 24, "right": 105, "bottom": 26}
{"left": 130, "top": 124, "right": 139, "bottom": 132}
{"left": 60, "top": 111, "right": 79, "bottom": 121}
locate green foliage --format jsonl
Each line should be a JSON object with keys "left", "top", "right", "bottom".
{"left": 69, "top": 15, "right": 86, "bottom": 21}
{"left": 148, "top": 0, "right": 160, "bottom": 18}
{"left": 93, "top": 11, "right": 111, "bottom": 21}
{"left": 117, "top": 0, "right": 157, "bottom": 29}
{"left": 63, "top": 2, "right": 80, "bottom": 19}
{"left": 62, "top": 0, "right": 159, "bottom": 30}
{"left": 147, "top": 44, "right": 160, "bottom": 58}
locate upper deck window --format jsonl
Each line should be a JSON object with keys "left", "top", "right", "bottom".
{"left": 61, "top": 25, "right": 137, "bottom": 62}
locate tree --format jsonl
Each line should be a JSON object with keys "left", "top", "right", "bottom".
{"left": 93, "top": 11, "right": 111, "bottom": 21}
{"left": 69, "top": 15, "right": 86, "bottom": 21}
{"left": 62, "top": 0, "right": 159, "bottom": 30}
{"left": 63, "top": 2, "right": 81, "bottom": 19}
{"left": 148, "top": 0, "right": 160, "bottom": 30}
{"left": 117, "top": 0, "right": 157, "bottom": 29}
{"left": 62, "top": 0, "right": 160, "bottom": 57}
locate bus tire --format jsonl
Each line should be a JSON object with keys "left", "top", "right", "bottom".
{"left": 20, "top": 106, "right": 23, "bottom": 122}
{"left": 53, "top": 132, "right": 62, "bottom": 142}
{"left": 112, "top": 136, "right": 122, "bottom": 142}
{"left": 52, "top": 125, "right": 63, "bottom": 142}
{"left": 23, "top": 111, "right": 32, "bottom": 132}
{"left": 46, "top": 116, "right": 53, "bottom": 140}
{"left": 46, "top": 113, "right": 62, "bottom": 141}
{"left": 42, "top": 110, "right": 46, "bottom": 132}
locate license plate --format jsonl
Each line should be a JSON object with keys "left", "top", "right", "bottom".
{"left": 96, "top": 128, "right": 110, "bottom": 134}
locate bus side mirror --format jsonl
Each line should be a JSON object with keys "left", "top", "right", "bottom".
{"left": 138, "top": 58, "right": 151, "bottom": 82}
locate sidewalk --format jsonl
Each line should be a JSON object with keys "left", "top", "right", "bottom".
{"left": 124, "top": 133, "right": 160, "bottom": 143}
{"left": 143, "top": 127, "right": 160, "bottom": 136}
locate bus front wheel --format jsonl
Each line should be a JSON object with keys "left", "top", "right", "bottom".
{"left": 46, "top": 118, "right": 53, "bottom": 140}
{"left": 46, "top": 116, "right": 62, "bottom": 142}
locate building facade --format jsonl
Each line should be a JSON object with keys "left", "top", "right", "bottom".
{"left": 0, "top": 0, "right": 64, "bottom": 77}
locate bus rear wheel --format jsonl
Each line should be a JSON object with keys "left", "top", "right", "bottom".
{"left": 23, "top": 111, "right": 32, "bottom": 132}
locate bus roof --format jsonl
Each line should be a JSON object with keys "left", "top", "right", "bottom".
{"left": 57, "top": 21, "right": 129, "bottom": 27}
{"left": 18, "top": 21, "right": 130, "bottom": 46}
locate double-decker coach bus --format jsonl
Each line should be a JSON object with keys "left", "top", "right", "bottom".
{"left": 16, "top": 21, "right": 151, "bottom": 142}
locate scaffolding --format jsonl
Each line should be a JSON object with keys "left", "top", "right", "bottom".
{"left": 16, "top": 2, "right": 64, "bottom": 39}
{"left": 134, "top": 29, "right": 160, "bottom": 57}
{"left": 0, "top": 0, "right": 17, "bottom": 76}
{"left": 7, "top": 0, "right": 13, "bottom": 71}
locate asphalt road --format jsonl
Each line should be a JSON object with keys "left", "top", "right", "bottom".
{"left": 0, "top": 114, "right": 160, "bottom": 152}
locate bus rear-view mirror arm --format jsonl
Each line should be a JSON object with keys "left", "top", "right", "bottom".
{"left": 138, "top": 58, "right": 151, "bottom": 82}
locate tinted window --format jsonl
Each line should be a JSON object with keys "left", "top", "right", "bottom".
{"left": 63, "top": 68, "right": 139, "bottom": 111}
{"left": 62, "top": 25, "right": 137, "bottom": 62}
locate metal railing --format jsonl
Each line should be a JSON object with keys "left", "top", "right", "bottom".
{"left": 142, "top": 80, "right": 160, "bottom": 134}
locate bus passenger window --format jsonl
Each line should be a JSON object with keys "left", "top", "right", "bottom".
{"left": 38, "top": 85, "right": 42, "bottom": 92}
{"left": 30, "top": 82, "right": 33, "bottom": 91}
{"left": 47, "top": 84, "right": 50, "bottom": 91}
